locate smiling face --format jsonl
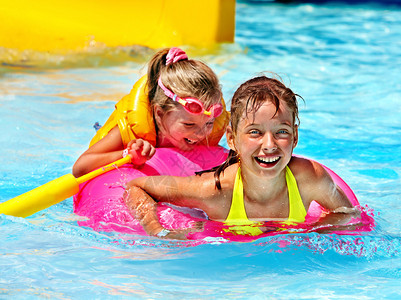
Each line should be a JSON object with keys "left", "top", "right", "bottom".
{"left": 227, "top": 99, "right": 298, "bottom": 177}
{"left": 154, "top": 105, "right": 215, "bottom": 150}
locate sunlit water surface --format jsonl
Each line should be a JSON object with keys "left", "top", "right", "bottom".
{"left": 1, "top": 1, "right": 401, "bottom": 299}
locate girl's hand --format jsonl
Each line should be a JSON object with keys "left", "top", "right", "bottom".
{"left": 125, "top": 139, "right": 156, "bottom": 166}
{"left": 158, "top": 221, "right": 205, "bottom": 240}
{"left": 124, "top": 185, "right": 204, "bottom": 241}
{"left": 309, "top": 207, "right": 363, "bottom": 234}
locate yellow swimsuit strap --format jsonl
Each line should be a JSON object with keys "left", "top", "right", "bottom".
{"left": 226, "top": 166, "right": 249, "bottom": 224}
{"left": 225, "top": 166, "right": 307, "bottom": 235}
{"left": 224, "top": 166, "right": 264, "bottom": 236}
{"left": 285, "top": 166, "right": 307, "bottom": 223}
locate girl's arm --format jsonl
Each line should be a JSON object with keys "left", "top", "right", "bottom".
{"left": 126, "top": 174, "right": 217, "bottom": 212}
{"left": 124, "top": 185, "right": 206, "bottom": 239}
{"left": 72, "top": 126, "right": 155, "bottom": 177}
{"left": 295, "top": 158, "right": 361, "bottom": 229}
{"left": 311, "top": 176, "right": 361, "bottom": 231}
{"left": 73, "top": 126, "right": 125, "bottom": 177}
{"left": 124, "top": 185, "right": 167, "bottom": 236}
{"left": 311, "top": 164, "right": 354, "bottom": 212}
{"left": 293, "top": 157, "right": 353, "bottom": 211}
{"left": 124, "top": 174, "right": 218, "bottom": 238}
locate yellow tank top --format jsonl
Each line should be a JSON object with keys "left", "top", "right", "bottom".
{"left": 224, "top": 166, "right": 307, "bottom": 236}
{"left": 89, "top": 75, "right": 230, "bottom": 148}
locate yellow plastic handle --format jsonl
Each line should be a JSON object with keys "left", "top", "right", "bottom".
{"left": 0, "top": 155, "right": 132, "bottom": 218}
{"left": 76, "top": 155, "right": 131, "bottom": 184}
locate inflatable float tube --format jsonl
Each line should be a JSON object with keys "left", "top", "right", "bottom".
{"left": 74, "top": 146, "right": 374, "bottom": 242}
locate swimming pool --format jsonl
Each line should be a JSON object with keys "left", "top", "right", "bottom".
{"left": 1, "top": 1, "right": 401, "bottom": 298}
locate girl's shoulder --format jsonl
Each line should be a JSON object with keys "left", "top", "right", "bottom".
{"left": 288, "top": 156, "right": 334, "bottom": 196}
{"left": 194, "top": 163, "right": 238, "bottom": 197}
{"left": 288, "top": 156, "right": 338, "bottom": 205}
{"left": 288, "top": 156, "right": 328, "bottom": 181}
{"left": 195, "top": 163, "right": 238, "bottom": 219}
{"left": 214, "top": 163, "right": 238, "bottom": 190}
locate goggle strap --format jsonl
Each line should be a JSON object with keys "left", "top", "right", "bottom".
{"left": 158, "top": 77, "right": 176, "bottom": 100}
{"left": 177, "top": 98, "right": 187, "bottom": 106}
{"left": 158, "top": 76, "right": 223, "bottom": 118}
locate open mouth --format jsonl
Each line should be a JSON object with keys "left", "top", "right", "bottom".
{"left": 255, "top": 156, "right": 280, "bottom": 167}
{"left": 184, "top": 138, "right": 198, "bottom": 145}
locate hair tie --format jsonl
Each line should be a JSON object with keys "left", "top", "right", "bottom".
{"left": 166, "top": 47, "right": 188, "bottom": 65}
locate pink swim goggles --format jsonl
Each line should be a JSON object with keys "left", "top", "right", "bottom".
{"left": 158, "top": 77, "right": 223, "bottom": 118}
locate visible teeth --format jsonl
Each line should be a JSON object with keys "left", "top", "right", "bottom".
{"left": 257, "top": 156, "right": 279, "bottom": 163}
{"left": 185, "top": 138, "right": 196, "bottom": 144}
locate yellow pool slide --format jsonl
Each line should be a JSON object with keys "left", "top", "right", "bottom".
{"left": 0, "top": 0, "right": 235, "bottom": 53}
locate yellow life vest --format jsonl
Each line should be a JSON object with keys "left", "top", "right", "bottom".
{"left": 89, "top": 75, "right": 230, "bottom": 148}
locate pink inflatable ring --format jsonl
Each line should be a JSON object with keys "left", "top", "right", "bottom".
{"left": 74, "top": 146, "right": 374, "bottom": 241}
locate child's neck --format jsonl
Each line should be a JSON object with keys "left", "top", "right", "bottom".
{"left": 241, "top": 166, "right": 287, "bottom": 204}
{"left": 155, "top": 132, "right": 174, "bottom": 148}
{"left": 156, "top": 136, "right": 173, "bottom": 148}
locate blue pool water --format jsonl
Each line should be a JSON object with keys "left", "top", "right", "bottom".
{"left": 1, "top": 1, "right": 401, "bottom": 298}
